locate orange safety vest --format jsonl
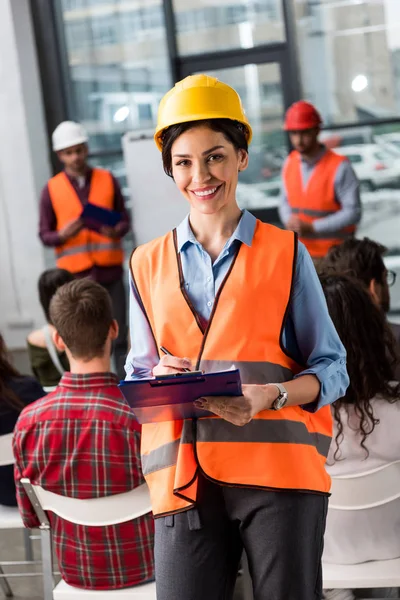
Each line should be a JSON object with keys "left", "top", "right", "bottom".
{"left": 48, "top": 168, "right": 124, "bottom": 273}
{"left": 284, "top": 149, "right": 356, "bottom": 258}
{"left": 130, "top": 220, "right": 332, "bottom": 517}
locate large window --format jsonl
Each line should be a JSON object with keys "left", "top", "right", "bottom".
{"left": 34, "top": 1, "right": 400, "bottom": 318}
{"left": 60, "top": 0, "right": 171, "bottom": 154}
{"left": 320, "top": 121, "right": 400, "bottom": 314}
{"left": 293, "top": 0, "right": 400, "bottom": 318}
{"left": 172, "top": 0, "right": 285, "bottom": 55}
{"left": 200, "top": 63, "right": 286, "bottom": 217}
{"left": 295, "top": 0, "right": 400, "bottom": 125}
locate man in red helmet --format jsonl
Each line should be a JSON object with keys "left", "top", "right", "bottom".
{"left": 279, "top": 101, "right": 361, "bottom": 260}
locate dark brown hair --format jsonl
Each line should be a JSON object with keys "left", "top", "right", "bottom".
{"left": 0, "top": 334, "right": 24, "bottom": 412}
{"left": 49, "top": 279, "right": 113, "bottom": 361}
{"left": 161, "top": 118, "right": 249, "bottom": 178}
{"left": 38, "top": 268, "right": 74, "bottom": 323}
{"left": 321, "top": 237, "right": 387, "bottom": 287}
{"left": 319, "top": 273, "right": 400, "bottom": 459}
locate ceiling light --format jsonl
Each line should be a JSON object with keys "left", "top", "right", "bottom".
{"left": 352, "top": 75, "right": 368, "bottom": 93}
{"left": 113, "top": 106, "right": 130, "bottom": 123}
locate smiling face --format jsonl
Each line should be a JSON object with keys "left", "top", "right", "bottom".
{"left": 171, "top": 125, "right": 248, "bottom": 216}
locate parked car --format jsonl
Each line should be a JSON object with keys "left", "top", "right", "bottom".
{"left": 236, "top": 177, "right": 281, "bottom": 211}
{"left": 335, "top": 144, "right": 400, "bottom": 191}
{"left": 374, "top": 133, "right": 400, "bottom": 158}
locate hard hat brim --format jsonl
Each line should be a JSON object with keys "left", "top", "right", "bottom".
{"left": 283, "top": 122, "right": 321, "bottom": 132}
{"left": 53, "top": 135, "right": 89, "bottom": 152}
{"left": 154, "top": 114, "right": 253, "bottom": 151}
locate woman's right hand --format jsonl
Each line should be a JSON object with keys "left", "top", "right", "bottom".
{"left": 153, "top": 355, "right": 193, "bottom": 376}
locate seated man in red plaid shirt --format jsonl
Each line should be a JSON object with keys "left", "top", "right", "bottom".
{"left": 13, "top": 278, "right": 155, "bottom": 591}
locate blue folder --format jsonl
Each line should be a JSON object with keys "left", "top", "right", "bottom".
{"left": 119, "top": 369, "right": 242, "bottom": 424}
{"left": 80, "top": 202, "right": 121, "bottom": 231}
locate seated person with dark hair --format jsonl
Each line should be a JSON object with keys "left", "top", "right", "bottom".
{"left": 0, "top": 334, "right": 44, "bottom": 506}
{"left": 320, "top": 273, "right": 400, "bottom": 600}
{"left": 13, "top": 279, "right": 154, "bottom": 591}
{"left": 27, "top": 268, "right": 74, "bottom": 390}
{"left": 322, "top": 237, "right": 400, "bottom": 379}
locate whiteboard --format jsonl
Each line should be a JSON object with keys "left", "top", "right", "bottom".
{"left": 122, "top": 130, "right": 188, "bottom": 246}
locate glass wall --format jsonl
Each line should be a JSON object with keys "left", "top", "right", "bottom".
{"left": 60, "top": 0, "right": 171, "bottom": 154}
{"left": 294, "top": 0, "right": 400, "bottom": 316}
{"left": 38, "top": 0, "right": 400, "bottom": 316}
{"left": 172, "top": 0, "right": 285, "bottom": 55}
{"left": 58, "top": 0, "right": 172, "bottom": 251}
{"left": 201, "top": 63, "right": 286, "bottom": 215}
{"left": 320, "top": 122, "right": 400, "bottom": 314}
{"left": 294, "top": 0, "right": 400, "bottom": 125}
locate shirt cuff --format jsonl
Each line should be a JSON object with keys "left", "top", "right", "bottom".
{"left": 115, "top": 221, "right": 130, "bottom": 238}
{"left": 40, "top": 231, "right": 64, "bottom": 247}
{"left": 311, "top": 219, "right": 326, "bottom": 234}
{"left": 295, "top": 357, "right": 349, "bottom": 413}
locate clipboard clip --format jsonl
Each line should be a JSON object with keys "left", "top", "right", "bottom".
{"left": 152, "top": 370, "right": 203, "bottom": 381}
{"left": 150, "top": 371, "right": 206, "bottom": 387}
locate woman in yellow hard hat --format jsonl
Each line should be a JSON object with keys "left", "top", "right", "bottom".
{"left": 126, "top": 75, "right": 349, "bottom": 600}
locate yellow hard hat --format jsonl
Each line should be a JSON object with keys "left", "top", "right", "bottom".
{"left": 154, "top": 74, "right": 253, "bottom": 151}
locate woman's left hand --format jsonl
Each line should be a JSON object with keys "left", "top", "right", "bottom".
{"left": 194, "top": 384, "right": 278, "bottom": 426}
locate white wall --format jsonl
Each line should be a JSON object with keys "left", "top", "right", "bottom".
{"left": 123, "top": 132, "right": 188, "bottom": 246}
{"left": 0, "top": 0, "right": 51, "bottom": 349}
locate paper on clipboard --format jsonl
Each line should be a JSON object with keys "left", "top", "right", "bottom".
{"left": 119, "top": 368, "right": 242, "bottom": 424}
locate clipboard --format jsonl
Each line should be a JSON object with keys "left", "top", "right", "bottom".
{"left": 81, "top": 202, "right": 121, "bottom": 231}
{"left": 119, "top": 369, "right": 242, "bottom": 423}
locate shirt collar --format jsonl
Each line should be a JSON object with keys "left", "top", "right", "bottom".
{"left": 59, "top": 372, "right": 119, "bottom": 389}
{"left": 64, "top": 166, "right": 92, "bottom": 185}
{"left": 176, "top": 209, "right": 257, "bottom": 252}
{"left": 299, "top": 144, "right": 327, "bottom": 167}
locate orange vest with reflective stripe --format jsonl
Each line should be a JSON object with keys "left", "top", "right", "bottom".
{"left": 284, "top": 149, "right": 356, "bottom": 258}
{"left": 130, "top": 220, "right": 332, "bottom": 517}
{"left": 48, "top": 169, "right": 124, "bottom": 273}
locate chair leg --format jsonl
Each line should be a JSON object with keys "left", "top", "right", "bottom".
{"left": 23, "top": 528, "right": 34, "bottom": 562}
{"left": 0, "top": 565, "right": 13, "bottom": 597}
{"left": 40, "top": 529, "right": 54, "bottom": 600}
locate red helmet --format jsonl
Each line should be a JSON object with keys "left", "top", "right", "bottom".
{"left": 284, "top": 101, "right": 322, "bottom": 131}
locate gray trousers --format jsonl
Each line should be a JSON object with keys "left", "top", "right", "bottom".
{"left": 155, "top": 474, "right": 328, "bottom": 600}
{"left": 101, "top": 277, "right": 127, "bottom": 380}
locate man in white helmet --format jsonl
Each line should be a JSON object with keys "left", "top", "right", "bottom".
{"left": 39, "top": 121, "right": 130, "bottom": 379}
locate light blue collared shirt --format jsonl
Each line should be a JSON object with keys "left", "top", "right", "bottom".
{"left": 125, "top": 210, "right": 349, "bottom": 412}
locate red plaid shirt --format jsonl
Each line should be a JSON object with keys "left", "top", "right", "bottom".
{"left": 13, "top": 372, "right": 154, "bottom": 591}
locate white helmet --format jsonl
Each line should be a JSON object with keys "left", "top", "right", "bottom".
{"left": 52, "top": 121, "right": 89, "bottom": 152}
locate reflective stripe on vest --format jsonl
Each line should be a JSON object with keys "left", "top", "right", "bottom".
{"left": 48, "top": 169, "right": 123, "bottom": 273}
{"left": 142, "top": 419, "right": 331, "bottom": 478}
{"left": 131, "top": 221, "right": 332, "bottom": 517}
{"left": 56, "top": 241, "right": 123, "bottom": 259}
{"left": 284, "top": 150, "right": 356, "bottom": 258}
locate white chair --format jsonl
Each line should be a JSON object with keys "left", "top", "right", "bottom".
{"left": 0, "top": 433, "right": 38, "bottom": 597}
{"left": 323, "top": 460, "right": 400, "bottom": 595}
{"left": 21, "top": 479, "right": 156, "bottom": 600}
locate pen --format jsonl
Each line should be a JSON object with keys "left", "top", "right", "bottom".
{"left": 160, "top": 346, "right": 191, "bottom": 372}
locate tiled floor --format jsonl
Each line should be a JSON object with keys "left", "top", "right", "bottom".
{"left": 0, "top": 528, "right": 43, "bottom": 599}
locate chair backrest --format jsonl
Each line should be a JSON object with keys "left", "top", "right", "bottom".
{"left": 0, "top": 433, "right": 15, "bottom": 467}
{"left": 21, "top": 479, "right": 152, "bottom": 526}
{"left": 329, "top": 460, "right": 400, "bottom": 510}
